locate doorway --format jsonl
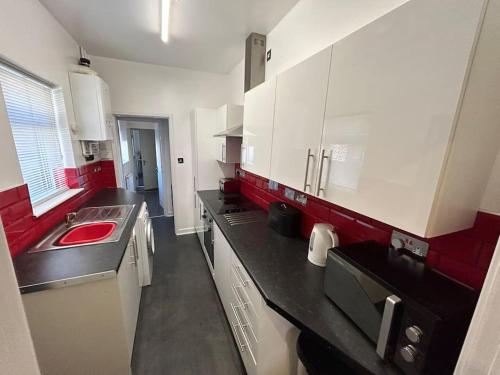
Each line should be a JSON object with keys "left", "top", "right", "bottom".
{"left": 116, "top": 117, "right": 174, "bottom": 218}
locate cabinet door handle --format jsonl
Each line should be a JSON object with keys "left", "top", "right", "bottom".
{"left": 231, "top": 319, "right": 247, "bottom": 352}
{"left": 316, "top": 149, "right": 329, "bottom": 195}
{"left": 232, "top": 284, "right": 248, "bottom": 310}
{"left": 303, "top": 148, "right": 314, "bottom": 192}
{"left": 233, "top": 265, "right": 248, "bottom": 287}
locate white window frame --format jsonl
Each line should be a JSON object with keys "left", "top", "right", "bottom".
{"left": 0, "top": 60, "right": 82, "bottom": 215}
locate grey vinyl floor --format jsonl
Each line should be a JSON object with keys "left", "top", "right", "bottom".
{"left": 136, "top": 189, "right": 165, "bottom": 217}
{"left": 132, "top": 216, "right": 245, "bottom": 375}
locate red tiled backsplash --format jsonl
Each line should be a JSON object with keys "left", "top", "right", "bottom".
{"left": 237, "top": 168, "right": 500, "bottom": 291}
{"left": 0, "top": 160, "right": 117, "bottom": 257}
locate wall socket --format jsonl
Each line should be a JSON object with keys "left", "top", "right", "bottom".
{"left": 268, "top": 180, "right": 279, "bottom": 190}
{"left": 390, "top": 230, "right": 429, "bottom": 258}
{"left": 284, "top": 187, "right": 296, "bottom": 200}
{"left": 295, "top": 193, "right": 307, "bottom": 206}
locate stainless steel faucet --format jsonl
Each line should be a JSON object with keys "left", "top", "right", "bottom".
{"left": 65, "top": 212, "right": 77, "bottom": 228}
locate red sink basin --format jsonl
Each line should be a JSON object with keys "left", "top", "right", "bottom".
{"left": 57, "top": 222, "right": 117, "bottom": 246}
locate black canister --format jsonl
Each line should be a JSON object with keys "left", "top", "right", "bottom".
{"left": 268, "top": 201, "right": 301, "bottom": 237}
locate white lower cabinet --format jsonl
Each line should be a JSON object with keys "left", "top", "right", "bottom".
{"left": 213, "top": 222, "right": 299, "bottom": 375}
{"left": 22, "top": 234, "right": 142, "bottom": 375}
{"left": 117, "top": 234, "right": 142, "bottom": 356}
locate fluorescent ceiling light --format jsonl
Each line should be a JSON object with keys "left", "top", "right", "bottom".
{"left": 161, "top": 0, "right": 170, "bottom": 43}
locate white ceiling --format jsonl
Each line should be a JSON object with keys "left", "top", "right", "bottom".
{"left": 40, "top": 0, "right": 299, "bottom": 74}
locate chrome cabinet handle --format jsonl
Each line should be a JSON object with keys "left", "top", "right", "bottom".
{"left": 231, "top": 320, "right": 246, "bottom": 352}
{"left": 232, "top": 284, "right": 248, "bottom": 310}
{"left": 316, "top": 149, "right": 329, "bottom": 195}
{"left": 233, "top": 265, "right": 248, "bottom": 287}
{"left": 303, "top": 148, "right": 314, "bottom": 192}
{"left": 231, "top": 303, "right": 249, "bottom": 352}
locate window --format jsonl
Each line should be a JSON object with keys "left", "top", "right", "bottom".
{"left": 0, "top": 63, "right": 68, "bottom": 205}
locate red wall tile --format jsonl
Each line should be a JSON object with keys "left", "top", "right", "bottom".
{"left": 237, "top": 168, "right": 500, "bottom": 291}
{"left": 0, "top": 160, "right": 117, "bottom": 257}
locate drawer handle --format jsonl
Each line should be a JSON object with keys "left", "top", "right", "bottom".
{"left": 231, "top": 303, "right": 250, "bottom": 352}
{"left": 233, "top": 264, "right": 248, "bottom": 287}
{"left": 232, "top": 284, "right": 248, "bottom": 310}
{"left": 231, "top": 320, "right": 246, "bottom": 352}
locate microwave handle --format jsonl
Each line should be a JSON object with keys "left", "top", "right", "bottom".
{"left": 376, "top": 295, "right": 402, "bottom": 359}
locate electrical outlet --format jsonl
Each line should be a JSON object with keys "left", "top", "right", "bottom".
{"left": 268, "top": 180, "right": 278, "bottom": 190}
{"left": 390, "top": 230, "right": 429, "bottom": 258}
{"left": 295, "top": 194, "right": 307, "bottom": 206}
{"left": 284, "top": 187, "right": 296, "bottom": 200}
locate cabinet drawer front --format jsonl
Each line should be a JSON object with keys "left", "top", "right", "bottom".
{"left": 231, "top": 256, "right": 261, "bottom": 310}
{"left": 230, "top": 302, "right": 257, "bottom": 372}
{"left": 231, "top": 270, "right": 259, "bottom": 344}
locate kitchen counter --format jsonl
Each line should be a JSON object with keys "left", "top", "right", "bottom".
{"left": 14, "top": 188, "right": 144, "bottom": 294}
{"left": 198, "top": 190, "right": 401, "bottom": 375}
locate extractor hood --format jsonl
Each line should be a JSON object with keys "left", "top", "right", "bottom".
{"left": 213, "top": 124, "right": 243, "bottom": 137}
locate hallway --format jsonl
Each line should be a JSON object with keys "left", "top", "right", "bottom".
{"left": 132, "top": 217, "right": 245, "bottom": 375}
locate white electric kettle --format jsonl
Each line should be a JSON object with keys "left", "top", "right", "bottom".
{"left": 308, "top": 223, "right": 339, "bottom": 267}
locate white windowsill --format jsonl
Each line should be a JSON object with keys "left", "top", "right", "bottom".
{"left": 32, "top": 188, "right": 84, "bottom": 218}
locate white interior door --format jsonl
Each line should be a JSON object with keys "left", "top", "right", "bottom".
{"left": 138, "top": 129, "right": 158, "bottom": 190}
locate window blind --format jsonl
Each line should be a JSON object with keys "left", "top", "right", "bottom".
{"left": 0, "top": 64, "right": 67, "bottom": 205}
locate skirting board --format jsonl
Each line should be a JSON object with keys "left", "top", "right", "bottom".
{"left": 176, "top": 227, "right": 196, "bottom": 236}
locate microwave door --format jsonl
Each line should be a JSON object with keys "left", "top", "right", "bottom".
{"left": 324, "top": 253, "right": 398, "bottom": 347}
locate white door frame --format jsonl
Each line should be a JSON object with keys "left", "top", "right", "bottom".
{"left": 113, "top": 112, "right": 175, "bottom": 217}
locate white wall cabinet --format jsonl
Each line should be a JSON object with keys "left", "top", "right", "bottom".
{"left": 241, "top": 78, "right": 277, "bottom": 178}
{"left": 216, "top": 137, "right": 242, "bottom": 164}
{"left": 317, "top": 0, "right": 491, "bottom": 237}
{"left": 69, "top": 72, "right": 113, "bottom": 141}
{"left": 212, "top": 221, "right": 299, "bottom": 375}
{"left": 270, "top": 46, "right": 332, "bottom": 194}
{"left": 215, "top": 104, "right": 243, "bottom": 164}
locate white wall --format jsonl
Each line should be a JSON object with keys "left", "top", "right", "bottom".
{"left": 92, "top": 56, "right": 229, "bottom": 233}
{"left": 481, "top": 150, "right": 500, "bottom": 214}
{"left": 264, "top": 0, "right": 410, "bottom": 80}
{"left": 0, "top": 0, "right": 97, "bottom": 194}
{"left": 226, "top": 59, "right": 245, "bottom": 105}
{"left": 0, "top": 220, "right": 40, "bottom": 375}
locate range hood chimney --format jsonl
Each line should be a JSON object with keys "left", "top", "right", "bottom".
{"left": 244, "top": 33, "right": 266, "bottom": 93}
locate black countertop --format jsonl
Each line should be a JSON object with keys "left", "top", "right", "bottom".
{"left": 198, "top": 190, "right": 401, "bottom": 375}
{"left": 14, "top": 189, "right": 144, "bottom": 294}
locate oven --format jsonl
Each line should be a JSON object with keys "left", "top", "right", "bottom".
{"left": 324, "top": 241, "right": 477, "bottom": 375}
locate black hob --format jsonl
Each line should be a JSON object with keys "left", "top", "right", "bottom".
{"left": 214, "top": 195, "right": 259, "bottom": 214}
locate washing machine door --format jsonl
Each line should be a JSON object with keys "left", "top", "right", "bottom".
{"left": 146, "top": 217, "right": 155, "bottom": 255}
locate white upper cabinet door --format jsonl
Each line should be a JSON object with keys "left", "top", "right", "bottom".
{"left": 318, "top": 0, "right": 486, "bottom": 237}
{"left": 242, "top": 78, "right": 277, "bottom": 178}
{"left": 270, "top": 47, "right": 332, "bottom": 194}
{"left": 70, "top": 72, "right": 113, "bottom": 141}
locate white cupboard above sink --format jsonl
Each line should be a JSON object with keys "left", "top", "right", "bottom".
{"left": 69, "top": 72, "right": 114, "bottom": 141}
